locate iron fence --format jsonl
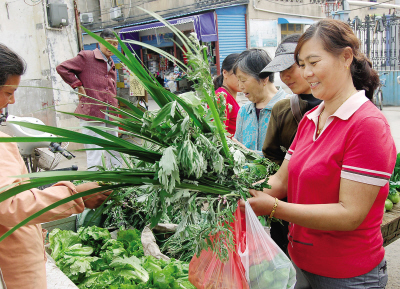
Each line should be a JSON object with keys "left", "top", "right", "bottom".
{"left": 349, "top": 13, "right": 400, "bottom": 71}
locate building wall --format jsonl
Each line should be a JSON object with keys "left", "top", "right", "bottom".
{"left": 248, "top": 0, "right": 325, "bottom": 20}
{"left": 0, "top": 0, "right": 82, "bottom": 149}
{"left": 99, "top": 0, "right": 202, "bottom": 24}
{"left": 247, "top": 0, "right": 324, "bottom": 53}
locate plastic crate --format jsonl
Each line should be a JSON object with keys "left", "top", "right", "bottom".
{"left": 41, "top": 215, "right": 77, "bottom": 233}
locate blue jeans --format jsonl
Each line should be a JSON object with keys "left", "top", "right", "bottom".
{"left": 293, "top": 258, "right": 388, "bottom": 289}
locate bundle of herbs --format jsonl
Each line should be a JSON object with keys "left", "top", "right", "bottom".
{"left": 0, "top": 9, "right": 279, "bottom": 262}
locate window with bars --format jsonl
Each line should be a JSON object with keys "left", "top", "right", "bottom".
{"left": 281, "top": 24, "right": 303, "bottom": 39}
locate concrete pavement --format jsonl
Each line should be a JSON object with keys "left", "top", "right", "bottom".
{"left": 381, "top": 106, "right": 400, "bottom": 289}
{"left": 383, "top": 106, "right": 400, "bottom": 150}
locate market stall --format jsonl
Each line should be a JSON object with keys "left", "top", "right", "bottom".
{"left": 382, "top": 203, "right": 400, "bottom": 246}
{"left": 119, "top": 12, "right": 218, "bottom": 93}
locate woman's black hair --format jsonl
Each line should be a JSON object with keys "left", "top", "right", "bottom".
{"left": 233, "top": 49, "right": 274, "bottom": 83}
{"left": 213, "top": 53, "right": 240, "bottom": 89}
{"left": 0, "top": 44, "right": 26, "bottom": 86}
{"left": 100, "top": 28, "right": 116, "bottom": 39}
{"left": 294, "top": 19, "right": 379, "bottom": 100}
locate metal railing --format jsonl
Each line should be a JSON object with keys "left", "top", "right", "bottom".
{"left": 349, "top": 13, "right": 400, "bottom": 71}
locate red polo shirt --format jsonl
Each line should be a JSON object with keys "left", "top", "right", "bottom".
{"left": 285, "top": 91, "right": 397, "bottom": 278}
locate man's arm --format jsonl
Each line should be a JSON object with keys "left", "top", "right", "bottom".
{"left": 262, "top": 106, "right": 285, "bottom": 165}
{"left": 56, "top": 52, "right": 87, "bottom": 89}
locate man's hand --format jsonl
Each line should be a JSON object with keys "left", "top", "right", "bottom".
{"left": 77, "top": 86, "right": 86, "bottom": 100}
{"left": 76, "top": 182, "right": 112, "bottom": 209}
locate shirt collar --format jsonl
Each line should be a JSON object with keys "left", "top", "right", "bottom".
{"left": 94, "top": 48, "right": 104, "bottom": 60}
{"left": 307, "top": 90, "right": 368, "bottom": 121}
{"left": 95, "top": 48, "right": 114, "bottom": 66}
{"left": 100, "top": 49, "right": 109, "bottom": 62}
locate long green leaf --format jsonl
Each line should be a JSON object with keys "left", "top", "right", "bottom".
{"left": 116, "top": 97, "right": 145, "bottom": 117}
{"left": 5, "top": 121, "right": 121, "bottom": 148}
{"left": 123, "top": 39, "right": 187, "bottom": 70}
{"left": 0, "top": 184, "right": 128, "bottom": 242}
{"left": 150, "top": 101, "right": 177, "bottom": 129}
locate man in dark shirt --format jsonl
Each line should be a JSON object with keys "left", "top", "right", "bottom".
{"left": 260, "top": 34, "right": 322, "bottom": 166}
{"left": 258, "top": 35, "right": 322, "bottom": 257}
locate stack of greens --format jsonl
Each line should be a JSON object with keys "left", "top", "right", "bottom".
{"left": 386, "top": 153, "right": 400, "bottom": 211}
{"left": 49, "top": 226, "right": 194, "bottom": 289}
{"left": 0, "top": 9, "right": 278, "bottom": 262}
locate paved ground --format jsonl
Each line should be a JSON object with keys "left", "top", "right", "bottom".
{"left": 381, "top": 106, "right": 400, "bottom": 289}
{"left": 59, "top": 104, "right": 400, "bottom": 286}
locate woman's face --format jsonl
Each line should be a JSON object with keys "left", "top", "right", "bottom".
{"left": 0, "top": 75, "right": 20, "bottom": 110}
{"left": 236, "top": 68, "right": 265, "bottom": 103}
{"left": 280, "top": 63, "right": 312, "bottom": 95}
{"left": 223, "top": 69, "right": 240, "bottom": 93}
{"left": 297, "top": 36, "right": 347, "bottom": 101}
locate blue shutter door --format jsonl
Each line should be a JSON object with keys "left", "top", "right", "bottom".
{"left": 216, "top": 6, "right": 247, "bottom": 69}
{"left": 83, "top": 43, "right": 97, "bottom": 51}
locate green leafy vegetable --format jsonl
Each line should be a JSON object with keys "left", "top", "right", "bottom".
{"left": 78, "top": 226, "right": 112, "bottom": 255}
{"left": 110, "top": 256, "right": 149, "bottom": 283}
{"left": 117, "top": 229, "right": 144, "bottom": 258}
{"left": 49, "top": 228, "right": 81, "bottom": 261}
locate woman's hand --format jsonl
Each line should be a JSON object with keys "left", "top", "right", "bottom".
{"left": 252, "top": 178, "right": 266, "bottom": 186}
{"left": 240, "top": 189, "right": 276, "bottom": 216}
{"left": 232, "top": 137, "right": 251, "bottom": 151}
{"left": 75, "top": 182, "right": 112, "bottom": 209}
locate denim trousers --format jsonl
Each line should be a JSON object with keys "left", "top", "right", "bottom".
{"left": 293, "top": 258, "right": 388, "bottom": 289}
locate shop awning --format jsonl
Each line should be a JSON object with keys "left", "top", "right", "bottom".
{"left": 278, "top": 18, "right": 315, "bottom": 25}
{"left": 119, "top": 12, "right": 218, "bottom": 42}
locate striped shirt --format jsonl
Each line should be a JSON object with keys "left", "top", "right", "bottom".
{"left": 285, "top": 90, "right": 397, "bottom": 278}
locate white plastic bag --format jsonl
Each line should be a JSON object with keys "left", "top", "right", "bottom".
{"left": 240, "top": 201, "right": 296, "bottom": 289}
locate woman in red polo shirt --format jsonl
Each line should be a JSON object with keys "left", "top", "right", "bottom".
{"left": 214, "top": 53, "right": 241, "bottom": 137}
{"left": 241, "top": 19, "right": 397, "bottom": 288}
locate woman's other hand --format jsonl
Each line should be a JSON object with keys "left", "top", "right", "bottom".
{"left": 240, "top": 189, "right": 276, "bottom": 216}
{"left": 76, "top": 182, "right": 112, "bottom": 209}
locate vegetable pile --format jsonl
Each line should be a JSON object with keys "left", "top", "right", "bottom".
{"left": 49, "top": 226, "right": 194, "bottom": 289}
{"left": 248, "top": 253, "right": 296, "bottom": 289}
{"left": 386, "top": 153, "right": 400, "bottom": 212}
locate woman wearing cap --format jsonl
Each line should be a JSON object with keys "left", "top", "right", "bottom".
{"left": 213, "top": 53, "right": 241, "bottom": 136}
{"left": 260, "top": 35, "right": 322, "bottom": 257}
{"left": 241, "top": 19, "right": 396, "bottom": 288}
{"left": 261, "top": 34, "right": 321, "bottom": 166}
{"left": 233, "top": 49, "right": 288, "bottom": 156}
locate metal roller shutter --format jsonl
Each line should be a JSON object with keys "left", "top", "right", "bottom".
{"left": 83, "top": 43, "right": 97, "bottom": 51}
{"left": 216, "top": 6, "right": 247, "bottom": 69}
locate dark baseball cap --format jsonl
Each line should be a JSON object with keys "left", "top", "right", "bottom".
{"left": 259, "top": 42, "right": 298, "bottom": 77}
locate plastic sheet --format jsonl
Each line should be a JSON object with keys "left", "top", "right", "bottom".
{"left": 239, "top": 201, "right": 296, "bottom": 289}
